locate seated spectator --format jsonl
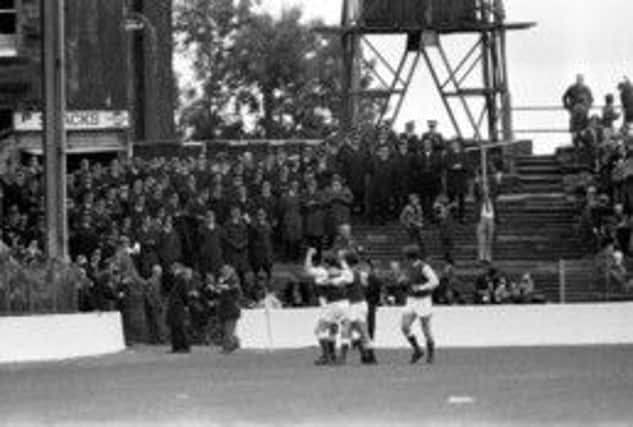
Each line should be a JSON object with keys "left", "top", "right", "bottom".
{"left": 434, "top": 259, "right": 470, "bottom": 305}
{"left": 608, "top": 250, "right": 631, "bottom": 293}
{"left": 399, "top": 193, "right": 425, "bottom": 255}
{"left": 493, "top": 274, "right": 512, "bottom": 304}
{"left": 474, "top": 264, "right": 498, "bottom": 304}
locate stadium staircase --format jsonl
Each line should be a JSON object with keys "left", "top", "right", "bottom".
{"left": 275, "top": 154, "right": 619, "bottom": 303}
{"left": 351, "top": 154, "right": 598, "bottom": 303}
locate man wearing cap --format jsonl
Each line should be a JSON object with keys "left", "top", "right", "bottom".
{"left": 421, "top": 120, "right": 445, "bottom": 152}
{"left": 417, "top": 137, "right": 444, "bottom": 222}
{"left": 445, "top": 140, "right": 470, "bottom": 223}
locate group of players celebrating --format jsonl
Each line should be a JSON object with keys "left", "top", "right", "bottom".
{"left": 305, "top": 244, "right": 439, "bottom": 366}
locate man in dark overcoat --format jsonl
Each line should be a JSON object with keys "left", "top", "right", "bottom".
{"left": 445, "top": 140, "right": 470, "bottom": 223}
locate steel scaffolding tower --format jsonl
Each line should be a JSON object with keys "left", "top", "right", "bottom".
{"left": 319, "top": 0, "right": 534, "bottom": 142}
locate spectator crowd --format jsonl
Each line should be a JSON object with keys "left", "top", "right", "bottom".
{"left": 563, "top": 74, "right": 633, "bottom": 293}
{"left": 0, "top": 119, "right": 535, "bottom": 346}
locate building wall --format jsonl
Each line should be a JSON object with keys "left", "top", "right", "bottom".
{"left": 65, "top": 0, "right": 127, "bottom": 110}
{"left": 0, "top": 0, "right": 176, "bottom": 142}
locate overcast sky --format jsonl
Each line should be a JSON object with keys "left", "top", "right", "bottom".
{"left": 176, "top": 0, "right": 633, "bottom": 153}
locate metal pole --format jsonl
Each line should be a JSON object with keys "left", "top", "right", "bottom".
{"left": 559, "top": 259, "right": 566, "bottom": 304}
{"left": 123, "top": 0, "right": 135, "bottom": 148}
{"left": 390, "top": 52, "right": 421, "bottom": 124}
{"left": 341, "top": 0, "right": 355, "bottom": 132}
{"left": 42, "top": 0, "right": 68, "bottom": 261}
{"left": 421, "top": 47, "right": 463, "bottom": 139}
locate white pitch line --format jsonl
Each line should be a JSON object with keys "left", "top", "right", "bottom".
{"left": 447, "top": 396, "right": 476, "bottom": 405}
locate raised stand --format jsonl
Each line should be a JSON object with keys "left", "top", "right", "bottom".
{"left": 0, "top": 312, "right": 125, "bottom": 364}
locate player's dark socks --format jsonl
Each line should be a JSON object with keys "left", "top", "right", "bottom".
{"left": 407, "top": 336, "right": 424, "bottom": 364}
{"left": 314, "top": 340, "right": 330, "bottom": 366}
{"left": 326, "top": 341, "right": 337, "bottom": 363}
{"left": 351, "top": 339, "right": 361, "bottom": 350}
{"left": 362, "top": 348, "right": 378, "bottom": 365}
{"left": 426, "top": 340, "right": 435, "bottom": 364}
{"left": 407, "top": 335, "right": 422, "bottom": 352}
{"left": 338, "top": 344, "right": 349, "bottom": 365}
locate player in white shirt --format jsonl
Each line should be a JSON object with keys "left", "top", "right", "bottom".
{"left": 304, "top": 248, "right": 354, "bottom": 365}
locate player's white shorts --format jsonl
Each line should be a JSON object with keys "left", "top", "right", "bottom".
{"left": 347, "top": 301, "right": 368, "bottom": 323}
{"left": 402, "top": 296, "right": 433, "bottom": 318}
{"left": 319, "top": 300, "right": 350, "bottom": 324}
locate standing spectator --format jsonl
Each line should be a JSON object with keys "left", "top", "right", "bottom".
{"left": 157, "top": 216, "right": 183, "bottom": 270}
{"left": 445, "top": 140, "right": 469, "bottom": 223}
{"left": 137, "top": 215, "right": 160, "bottom": 278}
{"left": 198, "top": 210, "right": 224, "bottom": 277}
{"left": 618, "top": 77, "right": 633, "bottom": 126}
{"left": 622, "top": 149, "right": 633, "bottom": 214}
{"left": 325, "top": 177, "right": 353, "bottom": 246}
{"left": 418, "top": 137, "right": 444, "bottom": 221}
{"left": 475, "top": 183, "right": 496, "bottom": 264}
{"left": 436, "top": 202, "right": 456, "bottom": 262}
{"left": 392, "top": 136, "right": 416, "bottom": 212}
{"left": 421, "top": 120, "right": 445, "bottom": 152}
{"left": 143, "top": 264, "right": 165, "bottom": 344}
{"left": 222, "top": 206, "right": 250, "bottom": 294}
{"left": 562, "top": 74, "right": 594, "bottom": 136}
{"left": 254, "top": 181, "right": 278, "bottom": 231}
{"left": 69, "top": 214, "right": 99, "bottom": 261}
{"left": 248, "top": 208, "right": 274, "bottom": 283}
{"left": 340, "top": 135, "right": 368, "bottom": 216}
{"left": 607, "top": 203, "right": 630, "bottom": 255}
{"left": 217, "top": 264, "right": 242, "bottom": 353}
{"left": 399, "top": 193, "right": 425, "bottom": 254}
{"left": 279, "top": 180, "right": 303, "bottom": 261}
{"left": 367, "top": 144, "right": 394, "bottom": 225}
{"left": 302, "top": 178, "right": 325, "bottom": 256}
{"left": 166, "top": 264, "right": 191, "bottom": 353}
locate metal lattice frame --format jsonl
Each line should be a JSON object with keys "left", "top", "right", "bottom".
{"left": 332, "top": 0, "right": 533, "bottom": 140}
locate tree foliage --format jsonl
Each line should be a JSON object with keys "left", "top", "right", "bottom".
{"left": 175, "top": 2, "right": 377, "bottom": 139}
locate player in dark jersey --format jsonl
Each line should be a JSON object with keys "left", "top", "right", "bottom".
{"left": 305, "top": 248, "right": 353, "bottom": 365}
{"left": 338, "top": 251, "right": 377, "bottom": 365}
{"left": 400, "top": 245, "right": 439, "bottom": 364}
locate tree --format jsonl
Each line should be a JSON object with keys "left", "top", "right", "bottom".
{"left": 175, "top": 2, "right": 379, "bottom": 139}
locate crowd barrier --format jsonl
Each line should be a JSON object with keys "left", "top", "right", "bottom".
{"left": 0, "top": 312, "right": 125, "bottom": 364}
{"left": 237, "top": 303, "right": 633, "bottom": 350}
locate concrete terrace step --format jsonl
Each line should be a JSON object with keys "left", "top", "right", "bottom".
{"left": 516, "top": 165, "right": 563, "bottom": 175}
{"left": 518, "top": 174, "right": 563, "bottom": 183}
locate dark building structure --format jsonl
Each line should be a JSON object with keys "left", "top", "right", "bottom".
{"left": 0, "top": 0, "right": 175, "bottom": 156}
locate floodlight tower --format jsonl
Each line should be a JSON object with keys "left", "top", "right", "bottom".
{"left": 319, "top": 0, "right": 535, "bottom": 143}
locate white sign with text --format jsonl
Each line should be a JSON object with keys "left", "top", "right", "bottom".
{"left": 14, "top": 110, "right": 130, "bottom": 132}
